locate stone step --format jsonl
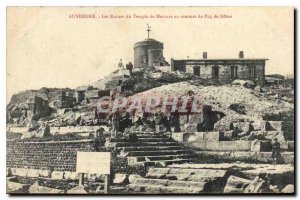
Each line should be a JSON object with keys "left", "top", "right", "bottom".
{"left": 133, "top": 154, "right": 194, "bottom": 162}
{"left": 116, "top": 145, "right": 183, "bottom": 152}
{"left": 141, "top": 158, "right": 194, "bottom": 167}
{"left": 132, "top": 177, "right": 207, "bottom": 188}
{"left": 146, "top": 167, "right": 228, "bottom": 181}
{"left": 134, "top": 134, "right": 169, "bottom": 139}
{"left": 127, "top": 150, "right": 190, "bottom": 157}
{"left": 128, "top": 183, "right": 205, "bottom": 193}
{"left": 114, "top": 141, "right": 178, "bottom": 147}
{"left": 110, "top": 137, "right": 171, "bottom": 143}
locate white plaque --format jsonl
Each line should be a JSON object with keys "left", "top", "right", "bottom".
{"left": 76, "top": 152, "right": 111, "bottom": 175}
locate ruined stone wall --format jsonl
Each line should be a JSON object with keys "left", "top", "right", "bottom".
{"left": 7, "top": 140, "right": 97, "bottom": 171}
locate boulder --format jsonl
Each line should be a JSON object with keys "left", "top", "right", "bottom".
{"left": 128, "top": 174, "right": 142, "bottom": 184}
{"left": 7, "top": 181, "right": 30, "bottom": 193}
{"left": 269, "top": 185, "right": 280, "bottom": 193}
{"left": 51, "top": 171, "right": 64, "bottom": 180}
{"left": 28, "top": 181, "right": 64, "bottom": 194}
{"left": 281, "top": 184, "right": 294, "bottom": 193}
{"left": 67, "top": 186, "right": 88, "bottom": 194}
{"left": 113, "top": 173, "right": 128, "bottom": 185}
{"left": 244, "top": 176, "right": 269, "bottom": 193}
{"left": 223, "top": 175, "right": 252, "bottom": 193}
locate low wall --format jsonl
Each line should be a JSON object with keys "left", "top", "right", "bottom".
{"left": 195, "top": 151, "right": 294, "bottom": 164}
{"left": 188, "top": 140, "right": 252, "bottom": 151}
{"left": 50, "top": 126, "right": 109, "bottom": 134}
{"left": 7, "top": 139, "right": 97, "bottom": 171}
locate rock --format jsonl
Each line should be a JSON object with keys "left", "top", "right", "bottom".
{"left": 269, "top": 185, "right": 280, "bottom": 193}
{"left": 128, "top": 174, "right": 142, "bottom": 184}
{"left": 244, "top": 176, "right": 269, "bottom": 193}
{"left": 11, "top": 168, "right": 29, "bottom": 177}
{"left": 37, "top": 169, "right": 51, "bottom": 178}
{"left": 254, "top": 86, "right": 262, "bottom": 93}
{"left": 51, "top": 171, "right": 64, "bottom": 180}
{"left": 223, "top": 175, "right": 252, "bottom": 193}
{"left": 281, "top": 184, "right": 294, "bottom": 193}
{"left": 67, "top": 186, "right": 88, "bottom": 194}
{"left": 20, "top": 132, "right": 36, "bottom": 140}
{"left": 7, "top": 181, "right": 30, "bottom": 193}
{"left": 64, "top": 171, "right": 79, "bottom": 180}
{"left": 28, "top": 181, "right": 64, "bottom": 194}
{"left": 113, "top": 173, "right": 128, "bottom": 185}
{"left": 27, "top": 169, "right": 40, "bottom": 178}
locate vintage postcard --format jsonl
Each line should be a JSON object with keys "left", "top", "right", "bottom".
{"left": 6, "top": 7, "right": 294, "bottom": 194}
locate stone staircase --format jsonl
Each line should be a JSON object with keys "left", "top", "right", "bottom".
{"left": 128, "top": 167, "right": 229, "bottom": 194}
{"left": 107, "top": 132, "right": 198, "bottom": 167}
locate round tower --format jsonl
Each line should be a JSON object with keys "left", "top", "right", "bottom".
{"left": 133, "top": 39, "right": 164, "bottom": 68}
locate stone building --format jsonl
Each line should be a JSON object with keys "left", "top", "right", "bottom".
{"left": 171, "top": 51, "right": 267, "bottom": 86}
{"left": 133, "top": 25, "right": 169, "bottom": 68}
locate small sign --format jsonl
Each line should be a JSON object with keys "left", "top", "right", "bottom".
{"left": 76, "top": 152, "right": 111, "bottom": 175}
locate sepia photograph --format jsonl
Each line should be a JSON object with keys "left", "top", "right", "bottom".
{"left": 6, "top": 6, "right": 295, "bottom": 195}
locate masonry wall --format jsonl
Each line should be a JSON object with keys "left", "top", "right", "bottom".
{"left": 7, "top": 140, "right": 97, "bottom": 171}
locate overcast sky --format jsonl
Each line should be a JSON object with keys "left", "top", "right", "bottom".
{"left": 7, "top": 7, "right": 294, "bottom": 102}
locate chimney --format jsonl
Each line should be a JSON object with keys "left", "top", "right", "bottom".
{"left": 203, "top": 52, "right": 207, "bottom": 59}
{"left": 239, "top": 51, "right": 244, "bottom": 59}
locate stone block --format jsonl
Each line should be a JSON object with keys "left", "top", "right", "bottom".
{"left": 252, "top": 121, "right": 269, "bottom": 131}
{"left": 51, "top": 171, "right": 64, "bottom": 180}
{"left": 113, "top": 173, "right": 128, "bottom": 185}
{"left": 281, "top": 184, "right": 294, "bottom": 193}
{"left": 28, "top": 181, "right": 64, "bottom": 194}
{"left": 128, "top": 174, "right": 142, "bottom": 184}
{"left": 11, "top": 168, "right": 29, "bottom": 177}
{"left": 204, "top": 132, "right": 223, "bottom": 141}
{"left": 67, "top": 186, "right": 88, "bottom": 194}
{"left": 64, "top": 171, "right": 79, "bottom": 180}
{"left": 186, "top": 132, "right": 204, "bottom": 142}
{"left": 27, "top": 169, "right": 40, "bottom": 178}
{"left": 206, "top": 141, "right": 251, "bottom": 151}
{"left": 7, "top": 181, "right": 30, "bottom": 193}
{"left": 224, "top": 175, "right": 252, "bottom": 193}
{"left": 244, "top": 176, "right": 269, "bottom": 193}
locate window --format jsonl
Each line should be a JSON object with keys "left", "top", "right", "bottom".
{"left": 231, "top": 66, "right": 238, "bottom": 79}
{"left": 249, "top": 66, "right": 256, "bottom": 77}
{"left": 193, "top": 66, "right": 200, "bottom": 76}
{"left": 212, "top": 66, "right": 219, "bottom": 78}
